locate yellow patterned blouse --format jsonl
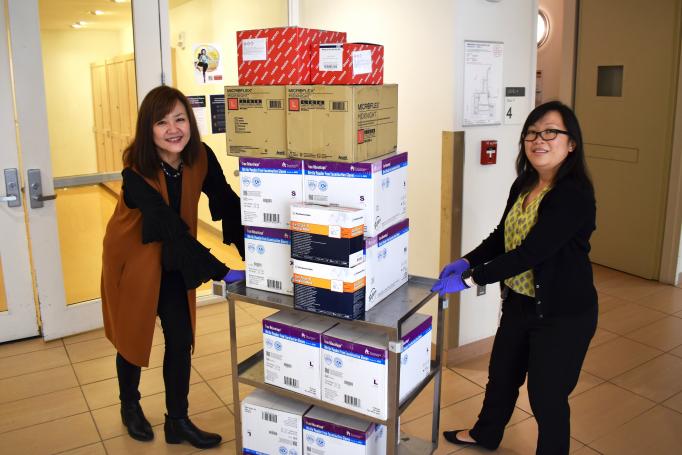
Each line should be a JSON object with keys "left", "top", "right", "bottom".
{"left": 504, "top": 186, "right": 552, "bottom": 297}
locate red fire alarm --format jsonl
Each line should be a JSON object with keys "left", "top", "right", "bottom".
{"left": 481, "top": 140, "right": 497, "bottom": 165}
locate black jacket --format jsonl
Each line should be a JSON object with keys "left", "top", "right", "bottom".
{"left": 464, "top": 177, "right": 597, "bottom": 318}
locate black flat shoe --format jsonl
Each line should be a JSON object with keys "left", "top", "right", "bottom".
{"left": 443, "top": 430, "right": 478, "bottom": 446}
{"left": 164, "top": 414, "right": 222, "bottom": 449}
{"left": 120, "top": 401, "right": 154, "bottom": 441}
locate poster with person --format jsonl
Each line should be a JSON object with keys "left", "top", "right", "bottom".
{"left": 193, "top": 43, "right": 224, "bottom": 84}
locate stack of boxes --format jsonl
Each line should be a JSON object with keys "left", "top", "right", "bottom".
{"left": 229, "top": 26, "right": 430, "bottom": 455}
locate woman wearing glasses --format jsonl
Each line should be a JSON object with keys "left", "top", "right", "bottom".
{"left": 433, "top": 101, "right": 597, "bottom": 454}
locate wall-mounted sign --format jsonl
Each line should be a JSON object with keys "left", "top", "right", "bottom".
{"left": 463, "top": 40, "right": 504, "bottom": 126}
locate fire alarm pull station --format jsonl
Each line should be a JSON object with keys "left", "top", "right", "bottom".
{"left": 481, "top": 140, "right": 497, "bottom": 165}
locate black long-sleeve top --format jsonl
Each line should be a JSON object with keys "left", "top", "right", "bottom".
{"left": 121, "top": 143, "right": 243, "bottom": 289}
{"left": 464, "top": 177, "right": 598, "bottom": 318}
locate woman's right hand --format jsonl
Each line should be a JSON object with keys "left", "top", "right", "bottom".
{"left": 438, "top": 258, "right": 469, "bottom": 279}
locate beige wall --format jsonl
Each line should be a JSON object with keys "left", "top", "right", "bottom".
{"left": 41, "top": 30, "right": 123, "bottom": 177}
{"left": 169, "top": 0, "right": 288, "bottom": 230}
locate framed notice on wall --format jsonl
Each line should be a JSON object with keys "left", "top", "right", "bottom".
{"left": 463, "top": 40, "right": 504, "bottom": 126}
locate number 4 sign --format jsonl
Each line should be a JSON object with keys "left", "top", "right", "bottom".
{"left": 504, "top": 87, "right": 526, "bottom": 125}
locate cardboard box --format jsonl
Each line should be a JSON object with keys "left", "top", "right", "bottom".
{"left": 287, "top": 85, "right": 398, "bottom": 162}
{"left": 290, "top": 203, "right": 365, "bottom": 267}
{"left": 311, "top": 43, "right": 384, "bottom": 85}
{"left": 303, "top": 152, "right": 408, "bottom": 236}
{"left": 321, "top": 313, "right": 433, "bottom": 419}
{"left": 293, "top": 260, "right": 366, "bottom": 320}
{"left": 303, "top": 406, "right": 387, "bottom": 455}
{"left": 263, "top": 311, "right": 337, "bottom": 399}
{"left": 237, "top": 27, "right": 346, "bottom": 85}
{"left": 364, "top": 219, "right": 409, "bottom": 311}
{"left": 225, "top": 86, "right": 287, "bottom": 158}
{"left": 239, "top": 157, "right": 303, "bottom": 229}
{"left": 244, "top": 226, "right": 293, "bottom": 295}
{"left": 241, "top": 390, "right": 311, "bottom": 455}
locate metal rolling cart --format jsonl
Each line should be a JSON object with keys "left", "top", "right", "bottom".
{"left": 212, "top": 275, "right": 445, "bottom": 455}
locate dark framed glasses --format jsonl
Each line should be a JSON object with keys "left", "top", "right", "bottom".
{"left": 522, "top": 129, "right": 571, "bottom": 141}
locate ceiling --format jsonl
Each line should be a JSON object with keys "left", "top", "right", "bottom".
{"left": 38, "top": 0, "right": 193, "bottom": 31}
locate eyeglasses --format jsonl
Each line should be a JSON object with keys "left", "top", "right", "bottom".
{"left": 522, "top": 129, "right": 571, "bottom": 141}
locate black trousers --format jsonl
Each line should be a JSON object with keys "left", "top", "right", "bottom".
{"left": 470, "top": 289, "right": 597, "bottom": 455}
{"left": 116, "top": 271, "right": 193, "bottom": 418}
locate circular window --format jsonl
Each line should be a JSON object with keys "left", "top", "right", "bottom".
{"left": 537, "top": 11, "right": 550, "bottom": 48}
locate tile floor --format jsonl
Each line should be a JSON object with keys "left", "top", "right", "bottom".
{"left": 1, "top": 265, "right": 681, "bottom": 454}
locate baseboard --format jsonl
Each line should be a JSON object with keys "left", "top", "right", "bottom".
{"left": 444, "top": 336, "right": 494, "bottom": 367}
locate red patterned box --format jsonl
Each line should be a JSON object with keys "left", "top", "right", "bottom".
{"left": 237, "top": 27, "right": 346, "bottom": 85}
{"left": 311, "top": 43, "right": 384, "bottom": 85}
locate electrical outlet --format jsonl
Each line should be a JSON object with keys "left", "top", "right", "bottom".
{"left": 477, "top": 285, "right": 486, "bottom": 296}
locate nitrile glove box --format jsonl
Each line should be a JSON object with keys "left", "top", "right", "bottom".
{"left": 241, "top": 389, "right": 310, "bottom": 455}
{"left": 321, "top": 313, "right": 433, "bottom": 419}
{"left": 303, "top": 152, "right": 407, "bottom": 237}
{"left": 244, "top": 226, "right": 293, "bottom": 295}
{"left": 239, "top": 157, "right": 303, "bottom": 229}
{"left": 263, "top": 311, "right": 337, "bottom": 399}
{"left": 290, "top": 203, "right": 365, "bottom": 267}
{"left": 364, "top": 219, "right": 409, "bottom": 311}
{"left": 293, "top": 260, "right": 366, "bottom": 320}
{"left": 303, "top": 406, "right": 387, "bottom": 455}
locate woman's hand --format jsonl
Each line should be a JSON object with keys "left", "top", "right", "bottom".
{"left": 224, "top": 269, "right": 245, "bottom": 284}
{"left": 431, "top": 271, "right": 469, "bottom": 296}
{"left": 438, "top": 258, "right": 469, "bottom": 279}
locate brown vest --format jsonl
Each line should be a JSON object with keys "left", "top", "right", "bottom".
{"left": 101, "top": 147, "right": 208, "bottom": 367}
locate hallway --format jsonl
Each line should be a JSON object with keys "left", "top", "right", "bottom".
{"left": 0, "top": 265, "right": 681, "bottom": 454}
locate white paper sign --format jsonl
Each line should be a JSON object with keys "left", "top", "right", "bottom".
{"left": 319, "top": 44, "right": 343, "bottom": 71}
{"left": 242, "top": 38, "right": 267, "bottom": 61}
{"left": 352, "top": 50, "right": 372, "bottom": 76}
{"left": 463, "top": 40, "right": 504, "bottom": 126}
{"left": 504, "top": 97, "right": 526, "bottom": 125}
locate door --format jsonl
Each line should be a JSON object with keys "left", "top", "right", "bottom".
{"left": 0, "top": 3, "right": 40, "bottom": 342}
{"left": 574, "top": 0, "right": 682, "bottom": 279}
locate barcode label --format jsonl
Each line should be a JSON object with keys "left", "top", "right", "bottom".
{"left": 264, "top": 213, "right": 280, "bottom": 223}
{"left": 344, "top": 394, "right": 361, "bottom": 407}
{"left": 267, "top": 279, "right": 282, "bottom": 290}
{"left": 269, "top": 100, "right": 283, "bottom": 109}
{"left": 263, "top": 198, "right": 273, "bottom": 203}
{"left": 343, "top": 380, "right": 354, "bottom": 386}
{"left": 262, "top": 411, "right": 278, "bottom": 423}
{"left": 284, "top": 376, "right": 299, "bottom": 388}
{"left": 323, "top": 64, "right": 337, "bottom": 69}
{"left": 308, "top": 195, "right": 327, "bottom": 202}
{"left": 331, "top": 101, "right": 347, "bottom": 111}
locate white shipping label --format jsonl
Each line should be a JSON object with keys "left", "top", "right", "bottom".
{"left": 319, "top": 45, "right": 343, "bottom": 71}
{"left": 242, "top": 38, "right": 267, "bottom": 61}
{"left": 352, "top": 50, "right": 372, "bottom": 76}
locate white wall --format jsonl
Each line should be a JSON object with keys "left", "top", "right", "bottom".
{"left": 537, "top": 0, "right": 577, "bottom": 105}
{"left": 169, "top": 0, "right": 288, "bottom": 229}
{"left": 300, "top": 0, "right": 537, "bottom": 345}
{"left": 41, "top": 30, "right": 122, "bottom": 177}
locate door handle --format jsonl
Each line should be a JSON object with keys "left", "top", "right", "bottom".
{"left": 2, "top": 168, "right": 21, "bottom": 207}
{"left": 27, "top": 169, "right": 58, "bottom": 209}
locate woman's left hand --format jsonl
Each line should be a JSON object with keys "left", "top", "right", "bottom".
{"left": 224, "top": 269, "right": 245, "bottom": 283}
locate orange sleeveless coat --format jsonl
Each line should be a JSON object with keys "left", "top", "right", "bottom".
{"left": 101, "top": 148, "right": 208, "bottom": 367}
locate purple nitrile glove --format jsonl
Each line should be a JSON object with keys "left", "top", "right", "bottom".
{"left": 430, "top": 272, "right": 469, "bottom": 297}
{"left": 224, "top": 269, "right": 245, "bottom": 284}
{"left": 438, "top": 258, "right": 470, "bottom": 279}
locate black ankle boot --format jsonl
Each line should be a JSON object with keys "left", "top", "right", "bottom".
{"left": 164, "top": 414, "right": 222, "bottom": 449}
{"left": 120, "top": 401, "right": 153, "bottom": 441}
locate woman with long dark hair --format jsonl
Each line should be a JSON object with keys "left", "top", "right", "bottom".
{"left": 433, "top": 101, "right": 597, "bottom": 454}
{"left": 101, "top": 85, "right": 244, "bottom": 449}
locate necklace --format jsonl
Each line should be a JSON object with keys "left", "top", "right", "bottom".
{"left": 160, "top": 160, "right": 183, "bottom": 178}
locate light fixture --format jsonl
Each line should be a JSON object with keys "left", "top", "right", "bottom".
{"left": 90, "top": 10, "right": 104, "bottom": 15}
{"left": 111, "top": 0, "right": 127, "bottom": 3}
{"left": 537, "top": 10, "right": 550, "bottom": 47}
{"left": 71, "top": 23, "right": 83, "bottom": 29}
